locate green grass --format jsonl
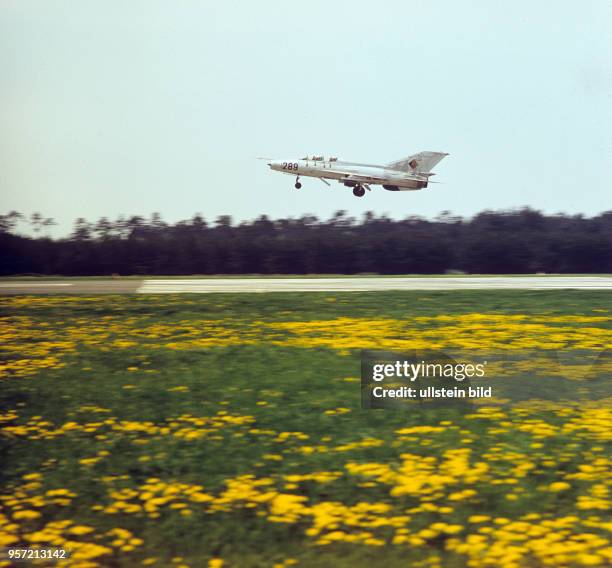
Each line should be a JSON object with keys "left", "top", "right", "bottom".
{"left": 1, "top": 291, "right": 610, "bottom": 567}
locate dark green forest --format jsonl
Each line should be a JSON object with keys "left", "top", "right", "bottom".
{"left": 1, "top": 209, "right": 610, "bottom": 275}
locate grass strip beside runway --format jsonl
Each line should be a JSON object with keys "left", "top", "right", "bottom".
{"left": 1, "top": 291, "right": 611, "bottom": 567}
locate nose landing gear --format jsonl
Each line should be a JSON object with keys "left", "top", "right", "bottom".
{"left": 352, "top": 185, "right": 365, "bottom": 197}
{"left": 294, "top": 177, "right": 302, "bottom": 189}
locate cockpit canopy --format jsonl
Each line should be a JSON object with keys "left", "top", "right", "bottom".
{"left": 301, "top": 155, "right": 338, "bottom": 162}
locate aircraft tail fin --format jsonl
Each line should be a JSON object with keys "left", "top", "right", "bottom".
{"left": 387, "top": 151, "right": 448, "bottom": 174}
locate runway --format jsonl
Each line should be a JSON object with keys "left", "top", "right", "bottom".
{"left": 0, "top": 276, "right": 610, "bottom": 294}
{"left": 0, "top": 280, "right": 141, "bottom": 294}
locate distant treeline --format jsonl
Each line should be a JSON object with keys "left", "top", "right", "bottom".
{"left": 1, "top": 209, "right": 611, "bottom": 275}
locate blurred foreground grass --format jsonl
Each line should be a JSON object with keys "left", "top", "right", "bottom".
{"left": 1, "top": 291, "right": 611, "bottom": 567}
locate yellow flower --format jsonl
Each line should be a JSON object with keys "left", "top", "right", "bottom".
{"left": 68, "top": 525, "right": 95, "bottom": 535}
{"left": 13, "top": 510, "right": 41, "bottom": 520}
{"left": 468, "top": 515, "right": 490, "bottom": 523}
{"left": 22, "top": 473, "right": 42, "bottom": 481}
{"left": 0, "top": 534, "right": 19, "bottom": 546}
{"left": 577, "top": 554, "right": 604, "bottom": 566}
{"left": 548, "top": 482, "right": 571, "bottom": 492}
{"left": 208, "top": 559, "right": 224, "bottom": 568}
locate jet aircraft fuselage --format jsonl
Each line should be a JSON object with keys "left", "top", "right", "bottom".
{"left": 267, "top": 151, "right": 448, "bottom": 197}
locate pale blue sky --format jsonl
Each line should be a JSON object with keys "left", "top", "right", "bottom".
{"left": 1, "top": 1, "right": 611, "bottom": 235}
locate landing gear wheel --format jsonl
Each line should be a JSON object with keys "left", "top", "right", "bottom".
{"left": 353, "top": 185, "right": 365, "bottom": 197}
{"left": 295, "top": 182, "right": 302, "bottom": 189}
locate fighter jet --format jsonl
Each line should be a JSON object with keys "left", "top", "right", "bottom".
{"left": 266, "top": 151, "right": 448, "bottom": 197}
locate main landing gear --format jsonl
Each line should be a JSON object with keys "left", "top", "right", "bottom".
{"left": 294, "top": 177, "right": 302, "bottom": 189}
{"left": 352, "top": 185, "right": 365, "bottom": 197}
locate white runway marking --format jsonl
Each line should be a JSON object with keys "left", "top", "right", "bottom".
{"left": 137, "top": 276, "right": 612, "bottom": 293}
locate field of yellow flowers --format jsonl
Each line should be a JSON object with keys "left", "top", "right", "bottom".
{"left": 1, "top": 290, "right": 610, "bottom": 567}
